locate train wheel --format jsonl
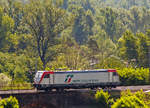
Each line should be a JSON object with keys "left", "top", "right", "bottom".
{"left": 44, "top": 88, "right": 52, "bottom": 92}
{"left": 44, "top": 88, "right": 49, "bottom": 92}
{"left": 90, "top": 87, "right": 94, "bottom": 90}
{"left": 56, "top": 88, "right": 64, "bottom": 93}
{"left": 90, "top": 87, "right": 96, "bottom": 90}
{"left": 101, "top": 87, "right": 105, "bottom": 89}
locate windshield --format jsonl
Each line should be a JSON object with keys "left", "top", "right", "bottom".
{"left": 34, "top": 71, "right": 43, "bottom": 84}
{"left": 35, "top": 72, "right": 43, "bottom": 78}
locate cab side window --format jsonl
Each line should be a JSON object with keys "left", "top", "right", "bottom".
{"left": 113, "top": 72, "right": 117, "bottom": 76}
{"left": 44, "top": 74, "right": 50, "bottom": 78}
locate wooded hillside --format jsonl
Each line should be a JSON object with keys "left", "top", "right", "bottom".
{"left": 0, "top": 0, "right": 150, "bottom": 83}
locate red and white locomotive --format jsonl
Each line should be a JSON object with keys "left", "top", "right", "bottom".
{"left": 33, "top": 69, "right": 120, "bottom": 91}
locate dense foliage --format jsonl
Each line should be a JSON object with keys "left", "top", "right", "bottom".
{"left": 95, "top": 89, "right": 150, "bottom": 108}
{"left": 0, "top": 96, "right": 19, "bottom": 108}
{"left": 118, "top": 68, "right": 149, "bottom": 85}
{"left": 112, "top": 90, "right": 150, "bottom": 108}
{"left": 95, "top": 89, "right": 112, "bottom": 108}
{"left": 0, "top": 0, "right": 150, "bottom": 85}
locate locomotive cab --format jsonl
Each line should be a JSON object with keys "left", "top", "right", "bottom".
{"left": 112, "top": 71, "right": 120, "bottom": 83}
{"left": 107, "top": 69, "right": 120, "bottom": 87}
{"left": 34, "top": 71, "right": 54, "bottom": 90}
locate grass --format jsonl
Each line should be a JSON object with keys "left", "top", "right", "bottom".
{"left": 0, "top": 82, "right": 33, "bottom": 90}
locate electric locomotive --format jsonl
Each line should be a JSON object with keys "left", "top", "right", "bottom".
{"left": 33, "top": 69, "right": 120, "bottom": 91}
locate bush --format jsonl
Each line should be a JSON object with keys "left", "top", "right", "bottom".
{"left": 112, "top": 95, "right": 148, "bottom": 108}
{"left": 112, "top": 90, "right": 149, "bottom": 108}
{"left": 0, "top": 73, "right": 11, "bottom": 87}
{"left": 0, "top": 96, "right": 19, "bottom": 108}
{"left": 117, "top": 68, "right": 149, "bottom": 85}
{"left": 95, "top": 89, "right": 112, "bottom": 108}
{"left": 95, "top": 89, "right": 150, "bottom": 108}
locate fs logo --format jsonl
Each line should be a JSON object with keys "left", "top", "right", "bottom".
{"left": 64, "top": 74, "right": 74, "bottom": 83}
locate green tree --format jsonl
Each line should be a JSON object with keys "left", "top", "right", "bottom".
{"left": 68, "top": 2, "right": 94, "bottom": 44}
{"left": 0, "top": 7, "right": 18, "bottom": 52}
{"left": 130, "top": 7, "right": 143, "bottom": 33}
{"left": 141, "top": 8, "right": 150, "bottom": 31}
{"left": 49, "top": 45, "right": 90, "bottom": 70}
{"left": 24, "top": 0, "right": 73, "bottom": 69}
{"left": 118, "top": 30, "right": 138, "bottom": 64}
{"left": 88, "top": 27, "right": 117, "bottom": 68}
{"left": 0, "top": 52, "right": 42, "bottom": 82}
{"left": 136, "top": 32, "right": 149, "bottom": 67}
{"left": 94, "top": 7, "right": 121, "bottom": 41}
{"left": 3, "top": 0, "right": 24, "bottom": 33}
{"left": 102, "top": 56, "right": 126, "bottom": 69}
{"left": 48, "top": 32, "right": 90, "bottom": 70}
{"left": 68, "top": 0, "right": 94, "bottom": 12}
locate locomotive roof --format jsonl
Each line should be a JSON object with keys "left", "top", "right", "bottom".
{"left": 37, "top": 69, "right": 116, "bottom": 73}
{"left": 55, "top": 69, "right": 108, "bottom": 73}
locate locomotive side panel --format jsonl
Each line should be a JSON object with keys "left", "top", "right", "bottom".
{"left": 53, "top": 72, "right": 110, "bottom": 85}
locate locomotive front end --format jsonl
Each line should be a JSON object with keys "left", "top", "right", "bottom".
{"left": 33, "top": 71, "right": 43, "bottom": 88}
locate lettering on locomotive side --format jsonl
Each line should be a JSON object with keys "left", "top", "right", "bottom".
{"left": 72, "top": 79, "right": 99, "bottom": 83}
{"left": 64, "top": 74, "right": 99, "bottom": 84}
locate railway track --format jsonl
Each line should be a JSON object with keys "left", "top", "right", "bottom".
{"left": 0, "top": 85, "right": 150, "bottom": 95}
{"left": 113, "top": 85, "right": 150, "bottom": 92}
